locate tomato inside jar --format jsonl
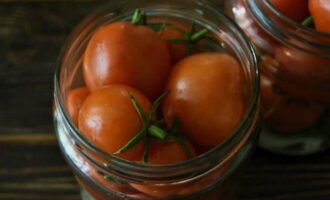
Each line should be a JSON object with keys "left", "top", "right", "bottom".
{"left": 53, "top": 1, "right": 260, "bottom": 200}
{"left": 226, "top": 0, "right": 330, "bottom": 155}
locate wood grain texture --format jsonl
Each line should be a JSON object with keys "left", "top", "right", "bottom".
{"left": 1, "top": 1, "right": 330, "bottom": 200}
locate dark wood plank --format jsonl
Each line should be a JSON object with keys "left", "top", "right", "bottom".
{"left": 0, "top": 2, "right": 107, "bottom": 134}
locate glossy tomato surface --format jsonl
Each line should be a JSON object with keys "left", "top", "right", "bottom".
{"left": 309, "top": 0, "right": 330, "bottom": 33}
{"left": 268, "top": 0, "right": 309, "bottom": 22}
{"left": 66, "top": 87, "right": 90, "bottom": 126}
{"left": 162, "top": 53, "right": 246, "bottom": 150}
{"left": 78, "top": 84, "right": 151, "bottom": 160}
{"left": 84, "top": 22, "right": 171, "bottom": 100}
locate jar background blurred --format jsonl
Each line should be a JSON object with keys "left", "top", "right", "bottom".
{"left": 225, "top": 0, "right": 330, "bottom": 155}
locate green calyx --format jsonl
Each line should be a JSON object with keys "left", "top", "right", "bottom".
{"left": 114, "top": 92, "right": 169, "bottom": 159}
{"left": 114, "top": 92, "right": 192, "bottom": 163}
{"left": 131, "top": 9, "right": 210, "bottom": 55}
{"left": 302, "top": 16, "right": 313, "bottom": 27}
{"left": 165, "top": 118, "right": 192, "bottom": 158}
{"left": 131, "top": 9, "right": 146, "bottom": 25}
{"left": 166, "top": 22, "right": 209, "bottom": 55}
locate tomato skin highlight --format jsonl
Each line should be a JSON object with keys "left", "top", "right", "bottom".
{"left": 66, "top": 87, "right": 90, "bottom": 126}
{"left": 78, "top": 85, "right": 151, "bottom": 161}
{"left": 268, "top": 0, "right": 309, "bottom": 22}
{"left": 309, "top": 0, "right": 330, "bottom": 33}
{"left": 162, "top": 53, "right": 245, "bottom": 149}
{"left": 84, "top": 22, "right": 171, "bottom": 100}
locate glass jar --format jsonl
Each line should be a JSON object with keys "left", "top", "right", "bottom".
{"left": 53, "top": 0, "right": 260, "bottom": 199}
{"left": 226, "top": 0, "right": 330, "bottom": 155}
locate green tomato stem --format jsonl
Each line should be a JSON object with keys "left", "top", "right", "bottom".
{"left": 302, "top": 16, "right": 313, "bottom": 27}
{"left": 131, "top": 9, "right": 146, "bottom": 25}
{"left": 114, "top": 127, "right": 147, "bottom": 155}
{"left": 128, "top": 93, "right": 148, "bottom": 125}
{"left": 177, "top": 136, "right": 192, "bottom": 159}
{"left": 148, "top": 125, "right": 168, "bottom": 140}
{"left": 190, "top": 29, "right": 208, "bottom": 41}
{"left": 150, "top": 91, "right": 170, "bottom": 122}
{"left": 142, "top": 138, "right": 151, "bottom": 163}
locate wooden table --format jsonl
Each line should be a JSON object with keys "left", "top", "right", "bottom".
{"left": 1, "top": 1, "right": 330, "bottom": 200}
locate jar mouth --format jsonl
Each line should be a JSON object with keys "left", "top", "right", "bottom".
{"left": 54, "top": 0, "right": 259, "bottom": 182}
{"left": 248, "top": 0, "right": 330, "bottom": 56}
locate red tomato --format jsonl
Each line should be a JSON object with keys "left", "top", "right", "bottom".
{"left": 160, "top": 26, "right": 188, "bottom": 64}
{"left": 309, "top": 0, "right": 330, "bottom": 33}
{"left": 130, "top": 140, "right": 196, "bottom": 198}
{"left": 268, "top": 0, "right": 309, "bottom": 22}
{"left": 260, "top": 73, "right": 285, "bottom": 117}
{"left": 84, "top": 21, "right": 171, "bottom": 100}
{"left": 259, "top": 55, "right": 330, "bottom": 103}
{"left": 162, "top": 53, "right": 246, "bottom": 150}
{"left": 78, "top": 85, "right": 151, "bottom": 160}
{"left": 265, "top": 100, "right": 324, "bottom": 132}
{"left": 232, "top": 0, "right": 279, "bottom": 55}
{"left": 147, "top": 140, "right": 196, "bottom": 165}
{"left": 275, "top": 78, "right": 330, "bottom": 103}
{"left": 275, "top": 44, "right": 330, "bottom": 88}
{"left": 66, "top": 87, "right": 90, "bottom": 125}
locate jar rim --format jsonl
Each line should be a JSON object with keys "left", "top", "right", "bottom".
{"left": 247, "top": 0, "right": 330, "bottom": 56}
{"left": 54, "top": 0, "right": 259, "bottom": 182}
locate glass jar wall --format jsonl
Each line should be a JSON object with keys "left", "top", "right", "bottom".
{"left": 53, "top": 0, "right": 260, "bottom": 199}
{"left": 226, "top": 0, "right": 330, "bottom": 155}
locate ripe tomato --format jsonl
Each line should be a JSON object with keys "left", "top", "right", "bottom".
{"left": 268, "top": 0, "right": 309, "bottom": 22}
{"left": 78, "top": 85, "right": 151, "bottom": 160}
{"left": 160, "top": 26, "right": 188, "bottom": 64}
{"left": 130, "top": 139, "right": 196, "bottom": 198}
{"left": 260, "top": 73, "right": 284, "bottom": 117}
{"left": 265, "top": 100, "right": 324, "bottom": 133}
{"left": 309, "top": 0, "right": 330, "bottom": 33}
{"left": 147, "top": 140, "right": 196, "bottom": 164}
{"left": 275, "top": 44, "right": 330, "bottom": 88}
{"left": 66, "top": 87, "right": 90, "bottom": 125}
{"left": 162, "top": 53, "right": 245, "bottom": 150}
{"left": 275, "top": 78, "right": 330, "bottom": 103}
{"left": 232, "top": 0, "right": 279, "bottom": 55}
{"left": 259, "top": 55, "right": 330, "bottom": 103}
{"left": 84, "top": 21, "right": 171, "bottom": 100}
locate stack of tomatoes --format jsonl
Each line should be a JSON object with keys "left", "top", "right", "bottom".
{"left": 233, "top": 0, "right": 330, "bottom": 133}
{"left": 67, "top": 11, "right": 246, "bottom": 165}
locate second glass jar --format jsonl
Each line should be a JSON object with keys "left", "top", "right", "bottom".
{"left": 226, "top": 0, "right": 330, "bottom": 155}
